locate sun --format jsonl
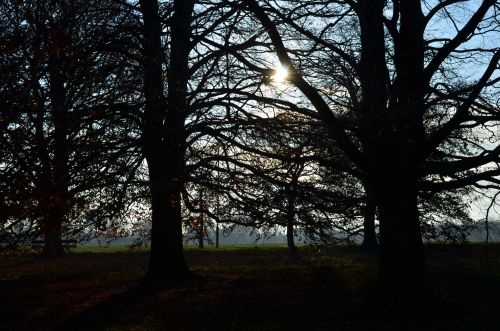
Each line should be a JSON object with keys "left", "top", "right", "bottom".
{"left": 272, "top": 64, "right": 289, "bottom": 84}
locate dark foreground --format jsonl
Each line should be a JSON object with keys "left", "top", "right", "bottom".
{"left": 1, "top": 244, "right": 500, "bottom": 330}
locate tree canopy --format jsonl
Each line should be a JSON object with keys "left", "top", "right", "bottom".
{"left": 1, "top": 0, "right": 498, "bottom": 305}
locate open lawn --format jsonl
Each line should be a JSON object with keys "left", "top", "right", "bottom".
{"left": 1, "top": 244, "right": 500, "bottom": 330}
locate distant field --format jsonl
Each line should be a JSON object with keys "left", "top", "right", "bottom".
{"left": 1, "top": 244, "right": 500, "bottom": 330}
{"left": 67, "top": 241, "right": 498, "bottom": 253}
{"left": 69, "top": 245, "right": 148, "bottom": 253}
{"left": 69, "top": 243, "right": 302, "bottom": 253}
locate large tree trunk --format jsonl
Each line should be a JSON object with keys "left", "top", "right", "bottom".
{"left": 146, "top": 164, "right": 191, "bottom": 283}
{"left": 375, "top": 174, "right": 427, "bottom": 306}
{"left": 358, "top": 0, "right": 427, "bottom": 307}
{"left": 286, "top": 218, "right": 295, "bottom": 250}
{"left": 140, "top": 0, "right": 194, "bottom": 286}
{"left": 42, "top": 209, "right": 63, "bottom": 256}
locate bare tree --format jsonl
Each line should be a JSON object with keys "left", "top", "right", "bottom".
{"left": 240, "top": 0, "right": 499, "bottom": 304}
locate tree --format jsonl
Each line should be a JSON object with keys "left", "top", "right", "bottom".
{"left": 0, "top": 0, "right": 139, "bottom": 254}
{"left": 186, "top": 105, "right": 364, "bottom": 248}
{"left": 137, "top": 0, "right": 195, "bottom": 284}
{"left": 135, "top": 0, "right": 247, "bottom": 285}
{"left": 242, "top": 0, "right": 499, "bottom": 304}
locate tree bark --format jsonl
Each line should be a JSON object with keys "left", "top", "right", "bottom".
{"left": 140, "top": 0, "right": 194, "bottom": 285}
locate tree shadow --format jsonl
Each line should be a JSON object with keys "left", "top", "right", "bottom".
{"left": 55, "top": 276, "right": 204, "bottom": 331}
{"left": 287, "top": 247, "right": 306, "bottom": 264}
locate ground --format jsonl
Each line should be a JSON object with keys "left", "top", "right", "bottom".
{"left": 1, "top": 244, "right": 500, "bottom": 330}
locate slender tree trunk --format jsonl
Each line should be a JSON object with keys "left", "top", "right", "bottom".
{"left": 286, "top": 177, "right": 300, "bottom": 263}
{"left": 140, "top": 0, "right": 194, "bottom": 285}
{"left": 285, "top": 185, "right": 296, "bottom": 250}
{"left": 198, "top": 189, "right": 204, "bottom": 249}
{"left": 198, "top": 219, "right": 204, "bottom": 249}
{"left": 46, "top": 98, "right": 68, "bottom": 256}
{"left": 361, "top": 183, "right": 377, "bottom": 249}
{"left": 43, "top": 48, "right": 69, "bottom": 257}
{"left": 215, "top": 222, "right": 219, "bottom": 249}
{"left": 31, "top": 31, "right": 60, "bottom": 256}
{"left": 34, "top": 100, "right": 59, "bottom": 256}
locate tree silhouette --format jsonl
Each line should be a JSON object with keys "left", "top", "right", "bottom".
{"left": 243, "top": 0, "right": 499, "bottom": 304}
{"left": 0, "top": 0, "right": 139, "bottom": 254}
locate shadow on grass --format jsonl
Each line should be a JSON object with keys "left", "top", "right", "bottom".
{"left": 53, "top": 264, "right": 368, "bottom": 330}
{"left": 55, "top": 276, "right": 204, "bottom": 331}
{"left": 4, "top": 246, "right": 499, "bottom": 330}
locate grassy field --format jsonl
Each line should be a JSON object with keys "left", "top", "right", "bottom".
{"left": 1, "top": 244, "right": 500, "bottom": 330}
{"left": 67, "top": 243, "right": 293, "bottom": 253}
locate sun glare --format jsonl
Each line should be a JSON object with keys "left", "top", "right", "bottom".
{"left": 272, "top": 65, "right": 289, "bottom": 84}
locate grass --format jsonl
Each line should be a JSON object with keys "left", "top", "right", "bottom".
{"left": 68, "top": 245, "right": 139, "bottom": 253}
{"left": 1, "top": 244, "right": 500, "bottom": 330}
{"left": 67, "top": 243, "right": 306, "bottom": 253}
